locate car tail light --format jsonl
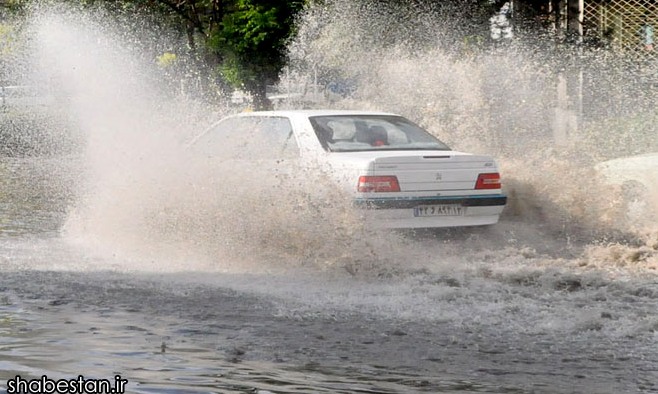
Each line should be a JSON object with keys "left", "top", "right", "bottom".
{"left": 357, "top": 176, "right": 401, "bottom": 192}
{"left": 475, "top": 173, "right": 501, "bottom": 189}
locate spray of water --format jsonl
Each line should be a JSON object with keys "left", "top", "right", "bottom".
{"left": 13, "top": 4, "right": 394, "bottom": 274}
{"left": 14, "top": 1, "right": 657, "bottom": 276}
{"left": 283, "top": 0, "right": 658, "bottom": 270}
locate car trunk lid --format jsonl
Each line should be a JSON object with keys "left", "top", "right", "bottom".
{"left": 373, "top": 154, "right": 496, "bottom": 192}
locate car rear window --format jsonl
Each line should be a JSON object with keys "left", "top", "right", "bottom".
{"left": 309, "top": 115, "right": 450, "bottom": 152}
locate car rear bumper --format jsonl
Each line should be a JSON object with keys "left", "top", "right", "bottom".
{"left": 354, "top": 195, "right": 507, "bottom": 209}
{"left": 354, "top": 195, "right": 507, "bottom": 228}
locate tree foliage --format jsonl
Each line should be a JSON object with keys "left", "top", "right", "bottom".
{"left": 208, "top": 0, "right": 305, "bottom": 108}
{"left": 38, "top": 0, "right": 306, "bottom": 109}
{"left": 1, "top": 0, "right": 581, "bottom": 109}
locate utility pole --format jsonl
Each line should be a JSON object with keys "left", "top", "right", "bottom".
{"left": 567, "top": 0, "right": 583, "bottom": 42}
{"left": 551, "top": 0, "right": 584, "bottom": 145}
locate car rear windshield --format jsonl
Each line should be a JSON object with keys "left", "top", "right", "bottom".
{"left": 309, "top": 115, "right": 450, "bottom": 152}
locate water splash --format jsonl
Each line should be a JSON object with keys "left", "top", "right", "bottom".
{"left": 285, "top": 0, "right": 658, "bottom": 239}
{"left": 10, "top": 1, "right": 656, "bottom": 277}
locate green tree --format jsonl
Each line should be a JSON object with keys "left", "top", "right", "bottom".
{"left": 209, "top": 0, "right": 304, "bottom": 109}
{"left": 72, "top": 0, "right": 305, "bottom": 109}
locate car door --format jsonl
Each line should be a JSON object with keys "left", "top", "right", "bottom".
{"left": 190, "top": 115, "right": 300, "bottom": 189}
{"left": 247, "top": 116, "right": 300, "bottom": 185}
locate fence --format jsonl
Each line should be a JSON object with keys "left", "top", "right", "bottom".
{"left": 584, "top": 0, "right": 658, "bottom": 57}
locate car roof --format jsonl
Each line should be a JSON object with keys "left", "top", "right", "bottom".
{"left": 232, "top": 109, "right": 400, "bottom": 119}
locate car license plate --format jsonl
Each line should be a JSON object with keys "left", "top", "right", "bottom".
{"left": 413, "top": 204, "right": 464, "bottom": 217}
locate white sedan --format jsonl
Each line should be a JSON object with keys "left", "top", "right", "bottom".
{"left": 189, "top": 110, "right": 507, "bottom": 228}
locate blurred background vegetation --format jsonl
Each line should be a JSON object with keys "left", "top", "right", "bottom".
{"left": 0, "top": 0, "right": 592, "bottom": 110}
{"left": 0, "top": 0, "right": 656, "bottom": 159}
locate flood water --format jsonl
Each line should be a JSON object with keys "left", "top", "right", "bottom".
{"left": 1, "top": 2, "right": 658, "bottom": 393}
{"left": 0, "top": 154, "right": 657, "bottom": 394}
